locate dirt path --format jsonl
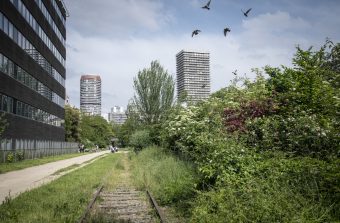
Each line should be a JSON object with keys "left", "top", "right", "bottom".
{"left": 0, "top": 150, "right": 109, "bottom": 203}
{"left": 89, "top": 152, "right": 158, "bottom": 222}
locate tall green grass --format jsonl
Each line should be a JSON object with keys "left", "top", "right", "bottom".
{"left": 190, "top": 153, "right": 340, "bottom": 222}
{"left": 0, "top": 153, "right": 123, "bottom": 223}
{"left": 130, "top": 146, "right": 198, "bottom": 206}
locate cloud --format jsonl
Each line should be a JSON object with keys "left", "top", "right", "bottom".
{"left": 66, "top": 0, "right": 173, "bottom": 38}
{"left": 240, "top": 11, "right": 312, "bottom": 50}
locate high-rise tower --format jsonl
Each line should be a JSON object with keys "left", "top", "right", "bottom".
{"left": 176, "top": 50, "right": 210, "bottom": 103}
{"left": 80, "top": 75, "right": 101, "bottom": 115}
{"left": 0, "top": 0, "right": 67, "bottom": 140}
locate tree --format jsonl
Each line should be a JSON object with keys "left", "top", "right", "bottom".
{"left": 265, "top": 41, "right": 339, "bottom": 117}
{"left": 323, "top": 40, "right": 340, "bottom": 89}
{"left": 80, "top": 115, "right": 113, "bottom": 148}
{"left": 112, "top": 101, "right": 139, "bottom": 147}
{"left": 133, "top": 60, "right": 175, "bottom": 125}
{"left": 64, "top": 105, "right": 81, "bottom": 142}
{"left": 129, "top": 129, "right": 151, "bottom": 152}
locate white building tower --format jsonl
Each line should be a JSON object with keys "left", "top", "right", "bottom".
{"left": 80, "top": 74, "right": 101, "bottom": 115}
{"left": 176, "top": 50, "right": 210, "bottom": 103}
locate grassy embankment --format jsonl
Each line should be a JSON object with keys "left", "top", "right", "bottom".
{"left": 0, "top": 153, "right": 125, "bottom": 223}
{"left": 0, "top": 152, "right": 87, "bottom": 174}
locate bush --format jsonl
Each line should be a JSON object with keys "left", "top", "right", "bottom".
{"left": 6, "top": 152, "right": 14, "bottom": 163}
{"left": 191, "top": 154, "right": 340, "bottom": 222}
{"left": 223, "top": 98, "right": 276, "bottom": 133}
{"left": 129, "top": 130, "right": 152, "bottom": 152}
{"left": 15, "top": 151, "right": 24, "bottom": 161}
{"left": 246, "top": 113, "right": 339, "bottom": 158}
{"left": 82, "top": 139, "right": 94, "bottom": 150}
{"left": 5, "top": 151, "right": 25, "bottom": 163}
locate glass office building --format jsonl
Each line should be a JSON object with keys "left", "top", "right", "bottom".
{"left": 0, "top": 0, "right": 67, "bottom": 140}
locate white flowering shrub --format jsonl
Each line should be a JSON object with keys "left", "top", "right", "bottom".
{"left": 246, "top": 113, "right": 339, "bottom": 157}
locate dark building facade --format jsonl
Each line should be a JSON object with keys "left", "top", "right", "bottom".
{"left": 0, "top": 0, "right": 67, "bottom": 141}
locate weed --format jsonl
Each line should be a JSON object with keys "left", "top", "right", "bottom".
{"left": 0, "top": 191, "right": 20, "bottom": 222}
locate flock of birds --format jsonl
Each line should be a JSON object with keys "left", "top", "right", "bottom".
{"left": 192, "top": 0, "right": 252, "bottom": 37}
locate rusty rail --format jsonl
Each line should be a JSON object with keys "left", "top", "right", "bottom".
{"left": 77, "top": 185, "right": 104, "bottom": 223}
{"left": 147, "top": 190, "right": 166, "bottom": 223}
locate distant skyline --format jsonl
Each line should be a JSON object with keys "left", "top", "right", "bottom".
{"left": 65, "top": 0, "right": 340, "bottom": 115}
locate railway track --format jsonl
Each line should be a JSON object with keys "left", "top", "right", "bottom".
{"left": 78, "top": 185, "right": 165, "bottom": 223}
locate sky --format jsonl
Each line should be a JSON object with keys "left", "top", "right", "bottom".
{"left": 64, "top": 0, "right": 340, "bottom": 116}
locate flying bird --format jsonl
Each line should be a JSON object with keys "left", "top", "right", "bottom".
{"left": 224, "top": 27, "right": 231, "bottom": 36}
{"left": 192, "top": 29, "right": 201, "bottom": 37}
{"left": 232, "top": 69, "right": 238, "bottom": 75}
{"left": 242, "top": 8, "right": 252, "bottom": 17}
{"left": 201, "top": 84, "right": 207, "bottom": 88}
{"left": 202, "top": 0, "right": 211, "bottom": 10}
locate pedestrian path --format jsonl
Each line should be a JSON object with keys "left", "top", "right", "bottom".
{"left": 0, "top": 150, "right": 109, "bottom": 203}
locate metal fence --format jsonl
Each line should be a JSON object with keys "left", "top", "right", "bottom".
{"left": 0, "top": 138, "right": 79, "bottom": 163}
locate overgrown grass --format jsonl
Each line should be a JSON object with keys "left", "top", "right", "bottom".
{"left": 130, "top": 146, "right": 197, "bottom": 220}
{"left": 0, "top": 153, "right": 123, "bottom": 223}
{"left": 101, "top": 153, "right": 128, "bottom": 191}
{"left": 190, "top": 152, "right": 340, "bottom": 222}
{"left": 0, "top": 152, "right": 86, "bottom": 174}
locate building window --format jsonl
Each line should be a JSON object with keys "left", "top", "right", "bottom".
{"left": 0, "top": 53, "right": 64, "bottom": 108}
{"left": 3, "top": 16, "right": 8, "bottom": 35}
{"left": 1, "top": 95, "right": 13, "bottom": 113}
{"left": 0, "top": 13, "right": 3, "bottom": 30}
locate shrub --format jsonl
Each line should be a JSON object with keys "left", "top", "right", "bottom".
{"left": 15, "top": 151, "right": 24, "bottom": 161}
{"left": 6, "top": 152, "right": 14, "bottom": 163}
{"left": 246, "top": 113, "right": 339, "bottom": 158}
{"left": 82, "top": 139, "right": 94, "bottom": 150}
{"left": 223, "top": 98, "right": 276, "bottom": 133}
{"left": 129, "top": 130, "right": 152, "bottom": 152}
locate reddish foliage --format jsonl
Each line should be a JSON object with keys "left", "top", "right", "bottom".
{"left": 223, "top": 99, "right": 276, "bottom": 133}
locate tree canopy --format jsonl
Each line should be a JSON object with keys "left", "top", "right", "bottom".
{"left": 79, "top": 115, "right": 113, "bottom": 148}
{"left": 133, "top": 60, "right": 175, "bottom": 125}
{"left": 64, "top": 105, "right": 81, "bottom": 142}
